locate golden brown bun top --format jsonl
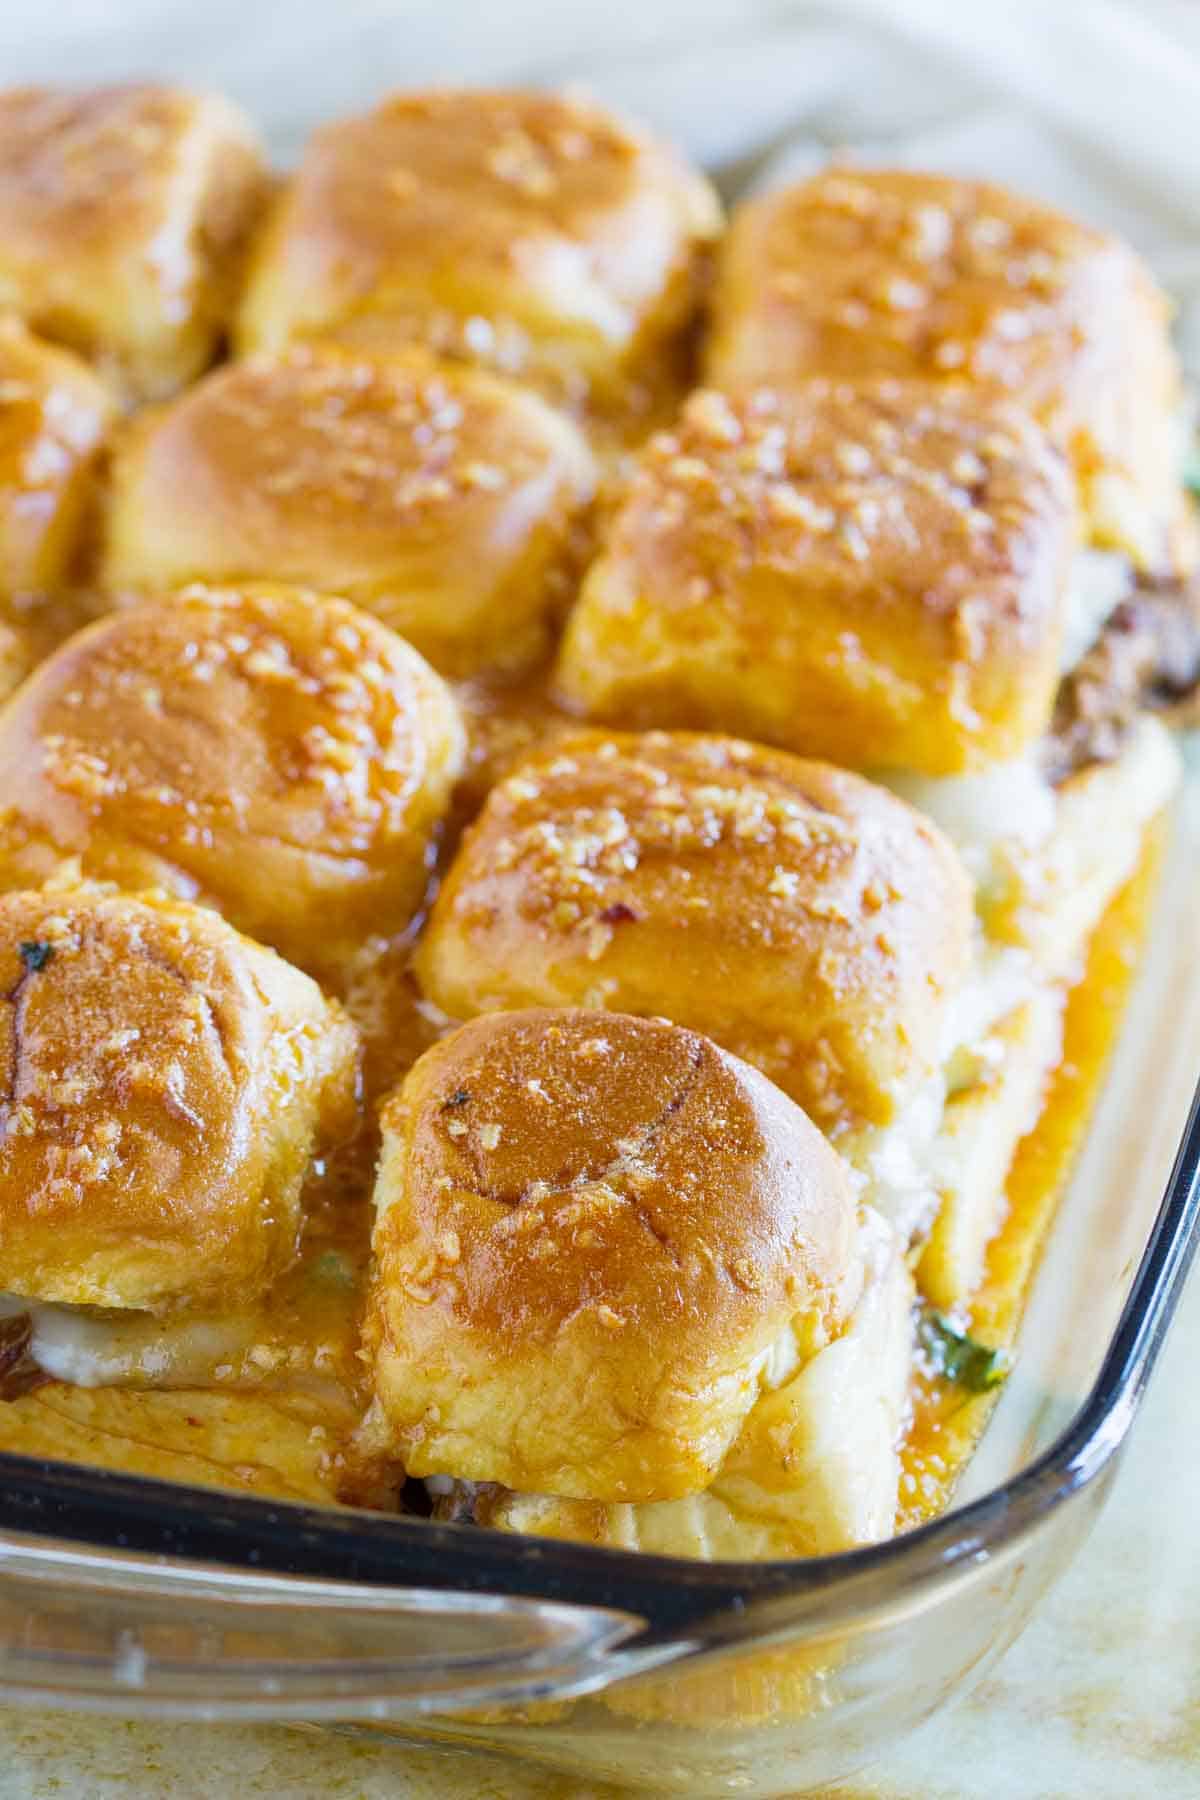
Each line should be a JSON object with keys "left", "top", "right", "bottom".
{"left": 366, "top": 1008, "right": 858, "bottom": 1500}
{"left": 0, "top": 84, "right": 266, "bottom": 399}
{"left": 0, "top": 884, "right": 359, "bottom": 1313}
{"left": 0, "top": 315, "right": 114, "bottom": 598}
{"left": 0, "top": 584, "right": 464, "bottom": 979}
{"left": 416, "top": 729, "right": 973, "bottom": 1130}
{"left": 0, "top": 85, "right": 232, "bottom": 255}
{"left": 102, "top": 343, "right": 596, "bottom": 678}
{"left": 707, "top": 167, "right": 1127, "bottom": 385}
{"left": 555, "top": 380, "right": 1075, "bottom": 774}
{"left": 236, "top": 87, "right": 720, "bottom": 396}
{"left": 705, "top": 166, "right": 1188, "bottom": 572}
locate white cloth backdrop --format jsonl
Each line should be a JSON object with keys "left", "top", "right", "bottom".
{"left": 0, "top": 0, "right": 1197, "bottom": 356}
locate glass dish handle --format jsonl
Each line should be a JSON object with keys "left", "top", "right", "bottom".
{"left": 0, "top": 1528, "right": 651, "bottom": 1719}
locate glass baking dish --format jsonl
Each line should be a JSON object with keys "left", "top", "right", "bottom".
{"left": 0, "top": 755, "right": 1195, "bottom": 1798}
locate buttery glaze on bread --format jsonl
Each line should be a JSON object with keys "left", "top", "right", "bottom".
{"left": 0, "top": 884, "right": 358, "bottom": 1313}
{"left": 0, "top": 84, "right": 267, "bottom": 402}
{"left": 415, "top": 730, "right": 973, "bottom": 1131}
{"left": 363, "top": 1008, "right": 859, "bottom": 1502}
{"left": 705, "top": 167, "right": 1192, "bottom": 575}
{"left": 101, "top": 343, "right": 596, "bottom": 678}
{"left": 236, "top": 88, "right": 721, "bottom": 415}
{"left": 555, "top": 381, "right": 1076, "bottom": 775}
{"left": 0, "top": 316, "right": 114, "bottom": 600}
{"left": 0, "top": 584, "right": 464, "bottom": 981}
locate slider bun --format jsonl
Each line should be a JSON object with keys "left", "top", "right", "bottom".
{"left": 0, "top": 316, "right": 114, "bottom": 599}
{"left": 0, "top": 884, "right": 358, "bottom": 1313}
{"left": 102, "top": 344, "right": 595, "bottom": 679}
{"left": 416, "top": 730, "right": 973, "bottom": 1132}
{"left": 0, "top": 84, "right": 267, "bottom": 402}
{"left": 705, "top": 167, "right": 1191, "bottom": 574}
{"left": 477, "top": 1206, "right": 913, "bottom": 1560}
{"left": 555, "top": 382, "right": 1075, "bottom": 776}
{"left": 0, "top": 584, "right": 464, "bottom": 980}
{"left": 236, "top": 88, "right": 720, "bottom": 409}
{"left": 365, "top": 1008, "right": 858, "bottom": 1502}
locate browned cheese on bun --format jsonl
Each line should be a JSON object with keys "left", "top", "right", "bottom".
{"left": 416, "top": 731, "right": 973, "bottom": 1133}
{"left": 0, "top": 584, "right": 464, "bottom": 980}
{"left": 0, "top": 885, "right": 358, "bottom": 1313}
{"left": 556, "top": 381, "right": 1076, "bottom": 775}
{"left": 364, "top": 1009, "right": 859, "bottom": 1503}
{"left": 101, "top": 343, "right": 596, "bottom": 680}
{"left": 0, "top": 84, "right": 267, "bottom": 402}
{"left": 705, "top": 167, "right": 1193, "bottom": 575}
{"left": 236, "top": 87, "right": 720, "bottom": 412}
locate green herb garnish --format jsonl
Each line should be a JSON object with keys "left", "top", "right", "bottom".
{"left": 18, "top": 941, "right": 53, "bottom": 973}
{"left": 309, "top": 1250, "right": 355, "bottom": 1289}
{"left": 919, "top": 1311, "right": 1012, "bottom": 1393}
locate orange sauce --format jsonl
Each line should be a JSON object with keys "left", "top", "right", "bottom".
{"left": 896, "top": 821, "right": 1163, "bottom": 1532}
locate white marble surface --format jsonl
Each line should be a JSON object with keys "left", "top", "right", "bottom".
{"left": 1, "top": 1251, "right": 1197, "bottom": 1798}
{"left": 0, "top": 3, "right": 1197, "bottom": 1794}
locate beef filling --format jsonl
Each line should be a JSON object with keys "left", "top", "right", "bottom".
{"left": 0, "top": 1313, "right": 48, "bottom": 1402}
{"left": 1044, "top": 576, "right": 1200, "bottom": 785}
{"left": 428, "top": 1478, "right": 505, "bottom": 1524}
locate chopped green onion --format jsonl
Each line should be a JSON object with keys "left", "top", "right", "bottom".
{"left": 919, "top": 1310, "right": 1012, "bottom": 1392}
{"left": 18, "top": 940, "right": 53, "bottom": 973}
{"left": 309, "top": 1250, "right": 355, "bottom": 1289}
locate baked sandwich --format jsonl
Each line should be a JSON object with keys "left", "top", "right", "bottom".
{"left": 0, "top": 89, "right": 1185, "bottom": 1563}
{"left": 361, "top": 1008, "right": 913, "bottom": 1557}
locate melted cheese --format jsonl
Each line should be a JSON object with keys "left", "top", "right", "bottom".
{"left": 940, "top": 940, "right": 1037, "bottom": 1075}
{"left": 1060, "top": 548, "right": 1133, "bottom": 672}
{"left": 0, "top": 1295, "right": 253, "bottom": 1388}
{"left": 920, "top": 986, "right": 1066, "bottom": 1309}
{"left": 849, "top": 1075, "right": 944, "bottom": 1242}
{"left": 884, "top": 756, "right": 1056, "bottom": 894}
{"left": 0, "top": 1287, "right": 358, "bottom": 1414}
{"left": 844, "top": 936, "right": 1037, "bottom": 1245}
